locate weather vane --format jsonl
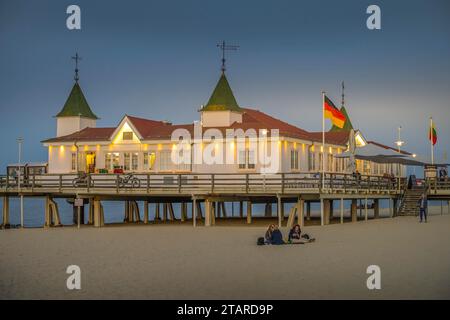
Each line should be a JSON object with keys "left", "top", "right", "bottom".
{"left": 72, "top": 52, "right": 82, "bottom": 82}
{"left": 217, "top": 41, "right": 239, "bottom": 73}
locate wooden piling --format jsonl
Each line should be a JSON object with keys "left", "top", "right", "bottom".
{"left": 351, "top": 199, "right": 358, "bottom": 222}
{"left": 246, "top": 201, "right": 252, "bottom": 224}
{"left": 323, "top": 199, "right": 331, "bottom": 225}
{"left": 168, "top": 203, "right": 175, "bottom": 221}
{"left": 205, "top": 199, "right": 212, "bottom": 227}
{"left": 2, "top": 196, "right": 10, "bottom": 228}
{"left": 154, "top": 203, "right": 160, "bottom": 221}
{"left": 144, "top": 201, "right": 149, "bottom": 224}
{"left": 239, "top": 201, "right": 243, "bottom": 218}
{"left": 181, "top": 202, "right": 187, "bottom": 222}
{"left": 306, "top": 201, "right": 311, "bottom": 220}
{"left": 373, "top": 199, "right": 379, "bottom": 219}
{"left": 297, "top": 198, "right": 304, "bottom": 228}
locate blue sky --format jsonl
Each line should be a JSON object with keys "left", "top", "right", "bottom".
{"left": 0, "top": 0, "right": 449, "bottom": 170}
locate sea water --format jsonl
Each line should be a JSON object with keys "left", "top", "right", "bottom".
{"left": 2, "top": 197, "right": 440, "bottom": 228}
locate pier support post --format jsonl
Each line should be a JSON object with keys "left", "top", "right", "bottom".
{"left": 1, "top": 196, "right": 10, "bottom": 228}
{"left": 154, "top": 203, "right": 160, "bottom": 221}
{"left": 124, "top": 201, "right": 130, "bottom": 222}
{"left": 297, "top": 198, "right": 304, "bottom": 228}
{"left": 162, "top": 203, "right": 168, "bottom": 222}
{"left": 364, "top": 198, "right": 368, "bottom": 221}
{"left": 239, "top": 201, "right": 243, "bottom": 218}
{"left": 393, "top": 199, "right": 398, "bottom": 217}
{"left": 45, "top": 196, "right": 62, "bottom": 227}
{"left": 196, "top": 201, "right": 203, "bottom": 220}
{"left": 389, "top": 198, "right": 393, "bottom": 218}
{"left": 320, "top": 199, "right": 324, "bottom": 226}
{"left": 220, "top": 202, "right": 227, "bottom": 218}
{"left": 168, "top": 203, "right": 175, "bottom": 221}
{"left": 93, "top": 198, "right": 104, "bottom": 227}
{"left": 351, "top": 199, "right": 357, "bottom": 222}
{"left": 246, "top": 201, "right": 252, "bottom": 224}
{"left": 265, "top": 203, "right": 272, "bottom": 217}
{"left": 88, "top": 199, "right": 94, "bottom": 225}
{"left": 306, "top": 201, "right": 311, "bottom": 220}
{"left": 277, "top": 196, "right": 282, "bottom": 227}
{"left": 73, "top": 202, "right": 84, "bottom": 225}
{"left": 374, "top": 199, "right": 380, "bottom": 219}
{"left": 323, "top": 199, "right": 331, "bottom": 225}
{"left": 192, "top": 198, "right": 197, "bottom": 227}
{"left": 144, "top": 201, "right": 149, "bottom": 224}
{"left": 205, "top": 199, "right": 212, "bottom": 227}
{"left": 329, "top": 200, "right": 334, "bottom": 222}
{"left": 340, "top": 198, "right": 344, "bottom": 224}
{"left": 211, "top": 202, "right": 216, "bottom": 225}
{"left": 181, "top": 202, "right": 187, "bottom": 222}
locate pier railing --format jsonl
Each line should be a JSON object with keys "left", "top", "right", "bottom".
{"left": 426, "top": 178, "right": 450, "bottom": 193}
{"left": 0, "top": 172, "right": 406, "bottom": 195}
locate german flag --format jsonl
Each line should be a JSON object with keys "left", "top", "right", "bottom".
{"left": 324, "top": 95, "right": 345, "bottom": 129}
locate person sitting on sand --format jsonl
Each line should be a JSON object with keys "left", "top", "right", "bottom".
{"left": 270, "top": 225, "right": 285, "bottom": 245}
{"left": 288, "top": 224, "right": 315, "bottom": 244}
{"left": 264, "top": 224, "right": 275, "bottom": 244}
{"left": 264, "top": 224, "right": 284, "bottom": 245}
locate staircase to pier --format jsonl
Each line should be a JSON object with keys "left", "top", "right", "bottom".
{"left": 397, "top": 188, "right": 425, "bottom": 216}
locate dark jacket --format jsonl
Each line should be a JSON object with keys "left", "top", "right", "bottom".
{"left": 418, "top": 197, "right": 428, "bottom": 209}
{"left": 270, "top": 229, "right": 285, "bottom": 245}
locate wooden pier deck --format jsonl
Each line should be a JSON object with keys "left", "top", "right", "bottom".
{"left": 1, "top": 172, "right": 449, "bottom": 228}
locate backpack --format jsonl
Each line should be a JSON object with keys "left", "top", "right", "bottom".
{"left": 257, "top": 237, "right": 265, "bottom": 246}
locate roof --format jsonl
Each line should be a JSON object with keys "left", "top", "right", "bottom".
{"left": 308, "top": 131, "right": 351, "bottom": 146}
{"left": 367, "top": 140, "right": 413, "bottom": 156}
{"left": 56, "top": 82, "right": 98, "bottom": 119}
{"left": 43, "top": 108, "right": 352, "bottom": 146}
{"left": 201, "top": 73, "right": 242, "bottom": 112}
{"left": 42, "top": 127, "right": 115, "bottom": 143}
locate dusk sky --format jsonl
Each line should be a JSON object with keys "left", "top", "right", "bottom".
{"left": 1, "top": 0, "right": 449, "bottom": 170}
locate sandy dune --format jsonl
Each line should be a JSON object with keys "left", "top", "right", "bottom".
{"left": 1, "top": 213, "right": 450, "bottom": 299}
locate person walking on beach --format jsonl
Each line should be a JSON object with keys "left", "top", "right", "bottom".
{"left": 418, "top": 193, "right": 428, "bottom": 223}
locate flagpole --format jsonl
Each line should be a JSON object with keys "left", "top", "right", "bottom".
{"left": 322, "top": 91, "right": 325, "bottom": 189}
{"left": 430, "top": 117, "right": 434, "bottom": 165}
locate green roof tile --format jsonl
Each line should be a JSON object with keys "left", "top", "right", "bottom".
{"left": 56, "top": 82, "right": 98, "bottom": 119}
{"left": 201, "top": 73, "right": 242, "bottom": 112}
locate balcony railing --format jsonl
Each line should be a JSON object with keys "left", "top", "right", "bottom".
{"left": 0, "top": 172, "right": 406, "bottom": 195}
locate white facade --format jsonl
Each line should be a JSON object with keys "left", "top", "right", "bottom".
{"left": 56, "top": 116, "right": 97, "bottom": 137}
{"left": 201, "top": 110, "right": 243, "bottom": 127}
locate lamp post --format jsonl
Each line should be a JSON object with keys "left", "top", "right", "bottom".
{"left": 394, "top": 126, "right": 405, "bottom": 191}
{"left": 261, "top": 129, "right": 268, "bottom": 191}
{"left": 17, "top": 137, "right": 24, "bottom": 228}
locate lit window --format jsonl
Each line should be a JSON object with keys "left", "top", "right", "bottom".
{"left": 71, "top": 153, "right": 76, "bottom": 171}
{"left": 123, "top": 132, "right": 133, "bottom": 140}
{"left": 238, "top": 149, "right": 255, "bottom": 169}
{"left": 124, "top": 153, "right": 131, "bottom": 171}
{"left": 132, "top": 153, "right": 139, "bottom": 171}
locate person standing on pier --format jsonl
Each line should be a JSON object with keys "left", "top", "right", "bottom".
{"left": 418, "top": 193, "right": 428, "bottom": 223}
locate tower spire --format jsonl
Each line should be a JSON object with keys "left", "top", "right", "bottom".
{"left": 216, "top": 41, "right": 239, "bottom": 73}
{"left": 341, "top": 81, "right": 345, "bottom": 107}
{"left": 71, "top": 53, "right": 82, "bottom": 82}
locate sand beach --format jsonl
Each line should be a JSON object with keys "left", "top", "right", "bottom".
{"left": 1, "top": 210, "right": 450, "bottom": 300}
